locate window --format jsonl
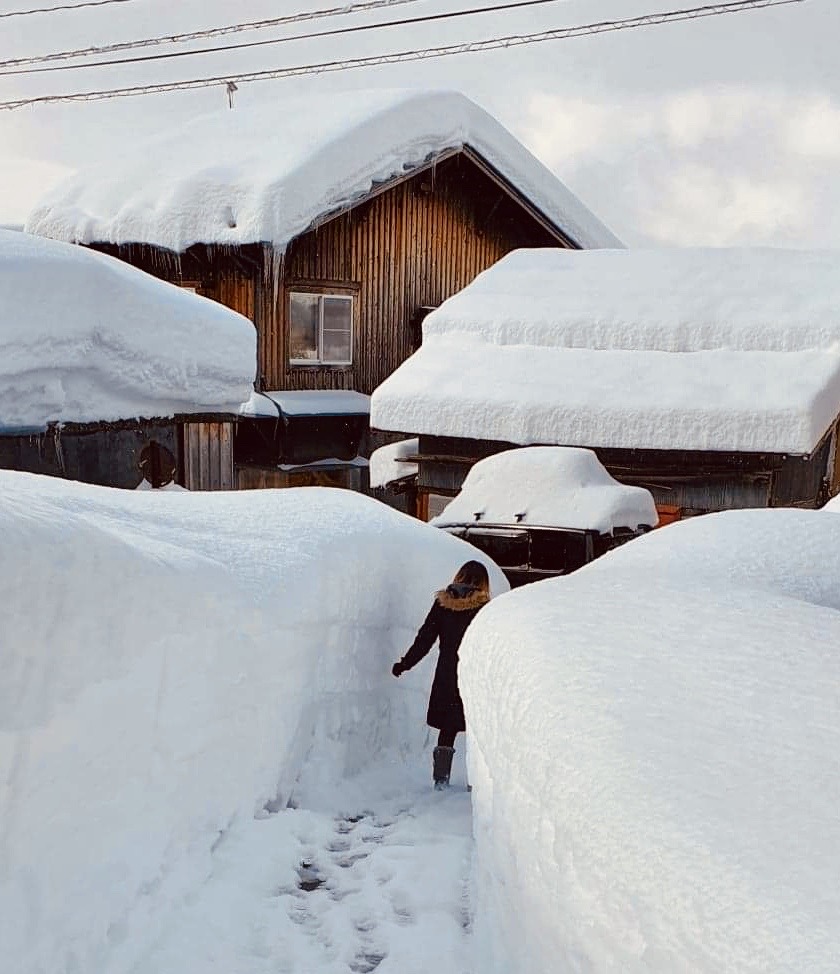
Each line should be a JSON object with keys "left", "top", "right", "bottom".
{"left": 289, "top": 292, "right": 353, "bottom": 365}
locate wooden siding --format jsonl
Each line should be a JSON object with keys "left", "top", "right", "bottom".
{"left": 415, "top": 435, "right": 832, "bottom": 514}
{"left": 261, "top": 154, "right": 561, "bottom": 392}
{"left": 0, "top": 423, "right": 178, "bottom": 489}
{"left": 92, "top": 152, "right": 565, "bottom": 400}
{"left": 236, "top": 464, "right": 364, "bottom": 491}
{"left": 183, "top": 422, "right": 234, "bottom": 490}
{"left": 770, "top": 437, "right": 832, "bottom": 508}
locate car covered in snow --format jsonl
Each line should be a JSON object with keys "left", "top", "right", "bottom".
{"left": 430, "top": 447, "right": 658, "bottom": 587}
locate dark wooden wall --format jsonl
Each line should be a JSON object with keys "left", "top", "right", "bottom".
{"left": 183, "top": 421, "right": 234, "bottom": 490}
{"left": 416, "top": 435, "right": 834, "bottom": 514}
{"left": 265, "top": 154, "right": 560, "bottom": 393}
{"left": 0, "top": 424, "right": 178, "bottom": 489}
{"left": 96, "top": 152, "right": 563, "bottom": 397}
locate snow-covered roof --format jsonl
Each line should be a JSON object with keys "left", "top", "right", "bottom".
{"left": 25, "top": 89, "right": 620, "bottom": 253}
{"left": 0, "top": 229, "right": 256, "bottom": 432}
{"left": 369, "top": 438, "right": 419, "bottom": 489}
{"left": 431, "top": 448, "right": 657, "bottom": 534}
{"left": 372, "top": 247, "right": 840, "bottom": 455}
{"left": 240, "top": 389, "right": 370, "bottom": 418}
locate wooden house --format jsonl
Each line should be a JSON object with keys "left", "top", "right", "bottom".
{"left": 371, "top": 248, "right": 840, "bottom": 520}
{"left": 26, "top": 89, "right": 620, "bottom": 492}
{"left": 0, "top": 228, "right": 255, "bottom": 490}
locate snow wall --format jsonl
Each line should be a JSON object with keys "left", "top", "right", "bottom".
{"left": 0, "top": 472, "right": 506, "bottom": 974}
{"left": 461, "top": 508, "right": 840, "bottom": 974}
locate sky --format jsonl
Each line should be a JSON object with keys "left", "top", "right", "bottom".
{"left": 0, "top": 0, "right": 836, "bottom": 246}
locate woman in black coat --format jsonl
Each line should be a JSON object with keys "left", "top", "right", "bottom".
{"left": 392, "top": 560, "right": 490, "bottom": 789}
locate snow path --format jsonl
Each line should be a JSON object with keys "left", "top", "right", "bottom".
{"left": 127, "top": 758, "right": 474, "bottom": 974}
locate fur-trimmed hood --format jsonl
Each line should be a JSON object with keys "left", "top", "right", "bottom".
{"left": 435, "top": 583, "right": 491, "bottom": 612}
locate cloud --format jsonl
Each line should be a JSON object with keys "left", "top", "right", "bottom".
{"left": 517, "top": 88, "right": 840, "bottom": 247}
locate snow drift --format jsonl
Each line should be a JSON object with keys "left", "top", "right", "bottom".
{"left": 26, "top": 89, "right": 620, "bottom": 253}
{"left": 0, "top": 229, "right": 256, "bottom": 432}
{"left": 371, "top": 247, "right": 840, "bottom": 453}
{"left": 431, "top": 447, "right": 658, "bottom": 533}
{"left": 369, "top": 438, "right": 419, "bottom": 489}
{"left": 461, "top": 508, "right": 840, "bottom": 974}
{"left": 0, "top": 472, "right": 505, "bottom": 974}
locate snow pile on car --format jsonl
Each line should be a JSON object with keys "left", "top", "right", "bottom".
{"left": 431, "top": 447, "right": 657, "bottom": 533}
{"left": 0, "top": 229, "right": 256, "bottom": 432}
{"left": 371, "top": 247, "right": 840, "bottom": 454}
{"left": 0, "top": 472, "right": 505, "bottom": 974}
{"left": 461, "top": 507, "right": 840, "bottom": 974}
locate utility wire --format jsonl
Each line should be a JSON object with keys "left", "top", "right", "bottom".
{"left": 0, "top": 0, "right": 571, "bottom": 76}
{"left": 0, "top": 0, "right": 806, "bottom": 112}
{"left": 0, "top": 0, "right": 427, "bottom": 68}
{"left": 0, "top": 0, "right": 141, "bottom": 19}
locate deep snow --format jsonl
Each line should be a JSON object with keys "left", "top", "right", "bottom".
{"left": 461, "top": 507, "right": 840, "bottom": 974}
{"left": 0, "top": 472, "right": 505, "bottom": 974}
{"left": 369, "top": 439, "right": 419, "bottom": 490}
{"left": 0, "top": 229, "right": 255, "bottom": 432}
{"left": 26, "top": 90, "right": 621, "bottom": 253}
{"left": 371, "top": 247, "right": 840, "bottom": 453}
{"left": 431, "top": 447, "right": 658, "bottom": 533}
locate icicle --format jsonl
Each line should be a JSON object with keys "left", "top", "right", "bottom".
{"left": 263, "top": 243, "right": 285, "bottom": 308}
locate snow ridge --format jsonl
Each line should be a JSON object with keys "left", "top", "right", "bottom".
{"left": 26, "top": 90, "right": 621, "bottom": 253}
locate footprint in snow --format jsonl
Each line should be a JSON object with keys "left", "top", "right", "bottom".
{"left": 349, "top": 950, "right": 386, "bottom": 972}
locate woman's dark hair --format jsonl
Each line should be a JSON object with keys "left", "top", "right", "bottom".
{"left": 452, "top": 560, "right": 490, "bottom": 592}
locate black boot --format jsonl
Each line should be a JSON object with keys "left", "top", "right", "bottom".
{"left": 433, "top": 746, "right": 455, "bottom": 790}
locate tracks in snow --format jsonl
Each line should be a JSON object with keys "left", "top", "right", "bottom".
{"left": 130, "top": 763, "right": 475, "bottom": 974}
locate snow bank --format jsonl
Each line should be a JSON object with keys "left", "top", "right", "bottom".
{"left": 26, "top": 90, "right": 620, "bottom": 253}
{"left": 821, "top": 492, "right": 840, "bottom": 513}
{"left": 370, "top": 438, "right": 419, "bottom": 489}
{"left": 431, "top": 447, "right": 657, "bottom": 533}
{"left": 0, "top": 472, "right": 505, "bottom": 974}
{"left": 371, "top": 247, "right": 840, "bottom": 454}
{"left": 0, "top": 229, "right": 255, "bottom": 432}
{"left": 461, "top": 508, "right": 840, "bottom": 974}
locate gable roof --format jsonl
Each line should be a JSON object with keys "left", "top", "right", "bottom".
{"left": 25, "top": 89, "right": 620, "bottom": 254}
{"left": 0, "top": 229, "right": 255, "bottom": 433}
{"left": 370, "top": 247, "right": 840, "bottom": 456}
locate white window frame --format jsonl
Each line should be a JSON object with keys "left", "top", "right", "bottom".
{"left": 289, "top": 291, "right": 354, "bottom": 367}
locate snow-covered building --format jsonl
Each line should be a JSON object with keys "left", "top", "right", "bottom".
{"left": 371, "top": 248, "right": 840, "bottom": 519}
{"left": 26, "top": 89, "right": 619, "bottom": 491}
{"left": 0, "top": 229, "right": 255, "bottom": 489}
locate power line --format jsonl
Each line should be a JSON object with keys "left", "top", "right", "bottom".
{"left": 0, "top": 0, "right": 141, "bottom": 19}
{"left": 0, "top": 0, "right": 571, "bottom": 77}
{"left": 0, "top": 0, "right": 427, "bottom": 68}
{"left": 0, "top": 0, "right": 807, "bottom": 112}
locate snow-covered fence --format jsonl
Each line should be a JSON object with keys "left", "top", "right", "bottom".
{"left": 461, "top": 509, "right": 840, "bottom": 973}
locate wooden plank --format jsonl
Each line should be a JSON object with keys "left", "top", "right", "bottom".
{"left": 220, "top": 422, "right": 234, "bottom": 490}
{"left": 187, "top": 424, "right": 201, "bottom": 491}
{"left": 416, "top": 492, "right": 430, "bottom": 522}
{"left": 209, "top": 422, "right": 221, "bottom": 490}
{"left": 199, "top": 423, "right": 210, "bottom": 490}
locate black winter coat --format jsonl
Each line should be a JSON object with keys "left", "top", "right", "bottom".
{"left": 397, "top": 583, "right": 490, "bottom": 732}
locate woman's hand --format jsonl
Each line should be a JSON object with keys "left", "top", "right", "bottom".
{"left": 392, "top": 661, "right": 405, "bottom": 677}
